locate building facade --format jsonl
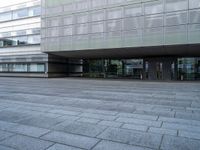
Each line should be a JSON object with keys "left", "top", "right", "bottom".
{"left": 0, "top": 0, "right": 200, "bottom": 80}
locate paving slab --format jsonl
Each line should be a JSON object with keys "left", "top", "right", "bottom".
{"left": 47, "top": 144, "right": 83, "bottom": 150}
{"left": 161, "top": 135, "right": 200, "bottom": 150}
{"left": 0, "top": 135, "right": 53, "bottom": 150}
{"left": 92, "top": 140, "right": 153, "bottom": 150}
{"left": 54, "top": 121, "right": 107, "bottom": 137}
{"left": 98, "top": 127, "right": 162, "bottom": 149}
{"left": 41, "top": 131, "right": 99, "bottom": 150}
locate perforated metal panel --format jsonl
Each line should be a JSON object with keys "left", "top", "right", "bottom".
{"left": 41, "top": 0, "right": 200, "bottom": 52}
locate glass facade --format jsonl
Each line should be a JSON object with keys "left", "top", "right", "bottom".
{"left": 83, "top": 59, "right": 143, "bottom": 79}
{"left": 0, "top": 63, "right": 45, "bottom": 73}
{"left": 178, "top": 58, "right": 200, "bottom": 80}
{"left": 42, "top": 0, "right": 200, "bottom": 51}
{"left": 83, "top": 58, "right": 200, "bottom": 80}
{"left": 0, "top": 6, "right": 41, "bottom": 22}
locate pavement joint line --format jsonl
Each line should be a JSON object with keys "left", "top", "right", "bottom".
{"left": 90, "top": 139, "right": 102, "bottom": 150}
{"left": 44, "top": 142, "right": 55, "bottom": 150}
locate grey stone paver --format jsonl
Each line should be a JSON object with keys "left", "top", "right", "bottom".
{"left": 98, "top": 127, "right": 162, "bottom": 149}
{"left": 77, "top": 117, "right": 100, "bottom": 124}
{"left": 161, "top": 135, "right": 200, "bottom": 150}
{"left": 0, "top": 135, "right": 53, "bottom": 150}
{"left": 18, "top": 116, "right": 65, "bottom": 129}
{"left": 92, "top": 140, "right": 153, "bottom": 150}
{"left": 116, "top": 117, "right": 162, "bottom": 127}
{"left": 0, "top": 130, "right": 14, "bottom": 141}
{"left": 0, "top": 145, "right": 16, "bottom": 150}
{"left": 47, "top": 144, "right": 83, "bottom": 150}
{"left": 79, "top": 113, "right": 117, "bottom": 121}
{"left": 8, "top": 124, "right": 50, "bottom": 138}
{"left": 162, "top": 122, "right": 200, "bottom": 132}
{"left": 122, "top": 123, "right": 148, "bottom": 131}
{"left": 0, "top": 78, "right": 200, "bottom": 150}
{"left": 98, "top": 120, "right": 122, "bottom": 128}
{"left": 41, "top": 131, "right": 99, "bottom": 150}
{"left": 53, "top": 121, "right": 107, "bottom": 137}
{"left": 148, "top": 127, "right": 177, "bottom": 136}
{"left": 179, "top": 130, "right": 200, "bottom": 140}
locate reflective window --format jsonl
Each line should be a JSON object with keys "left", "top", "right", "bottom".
{"left": 63, "top": 26, "right": 73, "bottom": 35}
{"left": 189, "top": 9, "right": 200, "bottom": 24}
{"left": 91, "top": 22, "right": 104, "bottom": 33}
{"left": 144, "top": 14, "right": 163, "bottom": 28}
{"left": 11, "top": 64, "right": 28, "bottom": 72}
{"left": 124, "top": 16, "right": 143, "bottom": 30}
{"left": 144, "top": 0, "right": 163, "bottom": 15}
{"left": 165, "top": 11, "right": 188, "bottom": 26}
{"left": 14, "top": 36, "right": 28, "bottom": 45}
{"left": 29, "top": 6, "right": 41, "bottom": 16}
{"left": 107, "top": 8, "right": 122, "bottom": 19}
{"left": 91, "top": 10, "right": 104, "bottom": 21}
{"left": 107, "top": 20, "right": 122, "bottom": 32}
{"left": 13, "top": 8, "right": 28, "bottom": 19}
{"left": 76, "top": 24, "right": 88, "bottom": 34}
{"left": 189, "top": 0, "right": 200, "bottom": 9}
{"left": 0, "top": 12, "right": 12, "bottom": 22}
{"left": 165, "top": 0, "right": 188, "bottom": 12}
{"left": 28, "top": 35, "right": 41, "bottom": 44}
{"left": 76, "top": 13, "right": 88, "bottom": 23}
{"left": 91, "top": 0, "right": 106, "bottom": 8}
{"left": 76, "top": 0, "right": 88, "bottom": 11}
{"left": 108, "top": 0, "right": 123, "bottom": 5}
{"left": 29, "top": 64, "right": 45, "bottom": 72}
{"left": 0, "top": 32, "right": 11, "bottom": 38}
{"left": 124, "top": 4, "right": 142, "bottom": 17}
{"left": 63, "top": 16, "right": 73, "bottom": 25}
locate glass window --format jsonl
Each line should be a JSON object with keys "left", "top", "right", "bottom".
{"left": 0, "top": 12, "right": 12, "bottom": 22}
{"left": 107, "top": 19, "right": 122, "bottom": 32}
{"left": 28, "top": 35, "right": 41, "bottom": 44}
{"left": 29, "top": 64, "right": 45, "bottom": 72}
{"left": 124, "top": 16, "right": 143, "bottom": 30}
{"left": 11, "top": 64, "right": 28, "bottom": 72}
{"left": 165, "top": 0, "right": 188, "bottom": 12}
{"left": 16, "top": 30, "right": 27, "bottom": 36}
{"left": 14, "top": 36, "right": 28, "bottom": 45}
{"left": 91, "top": 0, "right": 106, "bottom": 8}
{"left": 91, "top": 22, "right": 104, "bottom": 33}
{"left": 91, "top": 10, "right": 104, "bottom": 21}
{"left": 144, "top": 0, "right": 163, "bottom": 15}
{"left": 29, "top": 6, "right": 41, "bottom": 16}
{"left": 165, "top": 11, "right": 188, "bottom": 26}
{"left": 31, "top": 28, "right": 40, "bottom": 34}
{"left": 0, "top": 32, "right": 11, "bottom": 38}
{"left": 76, "top": 24, "right": 88, "bottom": 34}
{"left": 63, "top": 15, "right": 73, "bottom": 25}
{"left": 13, "top": 8, "right": 28, "bottom": 19}
{"left": 76, "top": 13, "right": 88, "bottom": 23}
{"left": 0, "top": 38, "right": 13, "bottom": 47}
{"left": 189, "top": 9, "right": 200, "bottom": 24}
{"left": 107, "top": 0, "right": 123, "bottom": 5}
{"left": 107, "top": 8, "right": 122, "bottom": 19}
{"left": 189, "top": 0, "right": 200, "bottom": 9}
{"left": 63, "top": 26, "right": 73, "bottom": 35}
{"left": 144, "top": 14, "right": 163, "bottom": 28}
{"left": 48, "top": 28, "right": 59, "bottom": 37}
{"left": 76, "top": 0, "right": 88, "bottom": 11}
{"left": 63, "top": 3, "right": 74, "bottom": 13}
{"left": 0, "top": 64, "right": 9, "bottom": 72}
{"left": 124, "top": 4, "right": 142, "bottom": 17}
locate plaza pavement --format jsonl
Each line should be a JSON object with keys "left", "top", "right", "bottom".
{"left": 0, "top": 77, "right": 200, "bottom": 150}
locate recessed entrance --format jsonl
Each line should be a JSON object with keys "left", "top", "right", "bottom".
{"left": 144, "top": 57, "right": 177, "bottom": 80}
